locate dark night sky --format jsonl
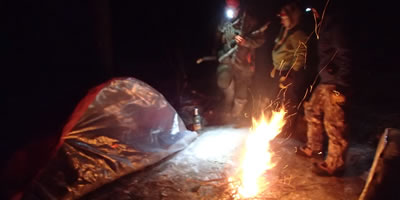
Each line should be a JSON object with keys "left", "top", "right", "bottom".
{"left": 2, "top": 0, "right": 229, "bottom": 163}
{"left": 3, "top": 0, "right": 400, "bottom": 159}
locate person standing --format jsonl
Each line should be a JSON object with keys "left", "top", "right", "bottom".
{"left": 216, "top": 3, "right": 269, "bottom": 125}
{"left": 214, "top": 1, "right": 242, "bottom": 119}
{"left": 228, "top": 9, "right": 269, "bottom": 124}
{"left": 270, "top": 0, "right": 309, "bottom": 134}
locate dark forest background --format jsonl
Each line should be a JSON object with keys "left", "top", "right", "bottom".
{"left": 3, "top": 0, "right": 400, "bottom": 161}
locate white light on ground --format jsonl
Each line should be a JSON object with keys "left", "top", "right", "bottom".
{"left": 192, "top": 127, "right": 247, "bottom": 160}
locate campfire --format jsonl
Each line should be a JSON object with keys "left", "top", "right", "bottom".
{"left": 230, "top": 107, "right": 286, "bottom": 199}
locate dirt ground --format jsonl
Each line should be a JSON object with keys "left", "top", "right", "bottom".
{"left": 82, "top": 126, "right": 374, "bottom": 200}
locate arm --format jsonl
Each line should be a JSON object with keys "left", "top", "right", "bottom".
{"left": 237, "top": 22, "right": 270, "bottom": 48}
{"left": 318, "top": 17, "right": 353, "bottom": 87}
{"left": 332, "top": 23, "right": 352, "bottom": 84}
{"left": 288, "top": 30, "right": 308, "bottom": 71}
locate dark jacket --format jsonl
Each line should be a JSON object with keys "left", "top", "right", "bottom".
{"left": 318, "top": 13, "right": 353, "bottom": 88}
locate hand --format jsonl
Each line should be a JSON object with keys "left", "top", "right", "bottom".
{"left": 235, "top": 35, "right": 246, "bottom": 46}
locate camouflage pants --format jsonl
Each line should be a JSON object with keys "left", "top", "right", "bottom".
{"left": 217, "top": 64, "right": 235, "bottom": 113}
{"left": 217, "top": 64, "right": 233, "bottom": 90}
{"left": 217, "top": 62, "right": 253, "bottom": 100}
{"left": 304, "top": 84, "right": 348, "bottom": 171}
{"left": 232, "top": 62, "right": 254, "bottom": 100}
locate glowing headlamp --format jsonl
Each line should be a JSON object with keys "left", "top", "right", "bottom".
{"left": 225, "top": 7, "right": 235, "bottom": 19}
{"left": 305, "top": 7, "right": 312, "bottom": 12}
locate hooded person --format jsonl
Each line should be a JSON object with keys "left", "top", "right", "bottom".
{"left": 270, "top": 0, "right": 309, "bottom": 135}
{"left": 272, "top": 1, "right": 307, "bottom": 75}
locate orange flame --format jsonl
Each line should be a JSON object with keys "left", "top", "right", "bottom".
{"left": 232, "top": 107, "right": 286, "bottom": 199}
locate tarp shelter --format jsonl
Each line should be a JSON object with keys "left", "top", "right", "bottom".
{"left": 23, "top": 77, "right": 197, "bottom": 199}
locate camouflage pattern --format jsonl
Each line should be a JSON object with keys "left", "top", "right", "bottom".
{"left": 304, "top": 84, "right": 348, "bottom": 171}
{"left": 216, "top": 11, "right": 268, "bottom": 121}
{"left": 230, "top": 12, "right": 265, "bottom": 102}
{"left": 217, "top": 19, "right": 241, "bottom": 58}
{"left": 216, "top": 16, "right": 242, "bottom": 91}
{"left": 217, "top": 64, "right": 233, "bottom": 90}
{"left": 232, "top": 61, "right": 254, "bottom": 100}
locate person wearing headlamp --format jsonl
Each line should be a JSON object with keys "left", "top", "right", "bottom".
{"left": 297, "top": 0, "right": 354, "bottom": 177}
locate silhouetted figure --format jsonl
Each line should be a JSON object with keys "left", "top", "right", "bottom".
{"left": 270, "top": 0, "right": 309, "bottom": 135}
{"left": 297, "top": 0, "right": 354, "bottom": 176}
